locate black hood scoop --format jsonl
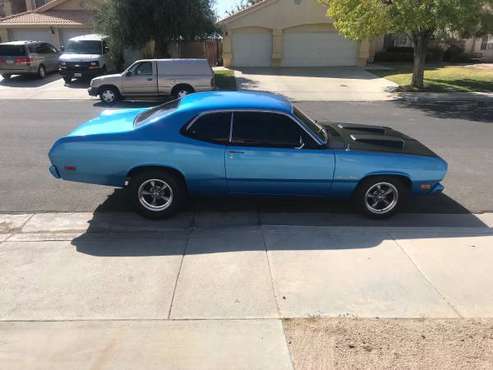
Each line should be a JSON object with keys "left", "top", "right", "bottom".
{"left": 350, "top": 134, "right": 404, "bottom": 149}
{"left": 337, "top": 123, "right": 387, "bottom": 135}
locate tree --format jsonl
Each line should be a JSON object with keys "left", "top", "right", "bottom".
{"left": 225, "top": 0, "right": 262, "bottom": 17}
{"left": 95, "top": 0, "right": 217, "bottom": 67}
{"left": 320, "top": 0, "right": 493, "bottom": 89}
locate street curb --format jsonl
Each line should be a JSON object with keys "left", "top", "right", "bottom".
{"left": 397, "top": 92, "right": 493, "bottom": 103}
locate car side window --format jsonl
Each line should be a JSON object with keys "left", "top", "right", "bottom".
{"left": 232, "top": 112, "right": 315, "bottom": 148}
{"left": 185, "top": 112, "right": 231, "bottom": 145}
{"left": 131, "top": 62, "right": 153, "bottom": 76}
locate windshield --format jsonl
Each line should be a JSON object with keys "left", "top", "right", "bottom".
{"left": 134, "top": 99, "right": 181, "bottom": 127}
{"left": 293, "top": 107, "right": 327, "bottom": 143}
{"left": 65, "top": 40, "right": 102, "bottom": 55}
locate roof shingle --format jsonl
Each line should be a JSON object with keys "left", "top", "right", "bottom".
{"left": 0, "top": 10, "right": 94, "bottom": 26}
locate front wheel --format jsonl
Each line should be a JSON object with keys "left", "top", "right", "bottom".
{"left": 354, "top": 177, "right": 408, "bottom": 219}
{"left": 63, "top": 76, "right": 72, "bottom": 84}
{"left": 2, "top": 73, "right": 11, "bottom": 79}
{"left": 99, "top": 86, "right": 120, "bottom": 104}
{"left": 172, "top": 85, "right": 194, "bottom": 99}
{"left": 129, "top": 170, "right": 186, "bottom": 219}
{"left": 37, "top": 65, "right": 46, "bottom": 79}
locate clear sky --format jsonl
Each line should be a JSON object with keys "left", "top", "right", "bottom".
{"left": 214, "top": 0, "right": 245, "bottom": 20}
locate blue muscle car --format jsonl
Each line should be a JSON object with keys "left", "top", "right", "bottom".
{"left": 49, "top": 91, "right": 447, "bottom": 219}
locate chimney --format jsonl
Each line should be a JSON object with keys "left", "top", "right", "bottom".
{"left": 25, "top": 0, "right": 33, "bottom": 11}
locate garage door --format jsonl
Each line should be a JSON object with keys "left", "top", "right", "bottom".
{"left": 60, "top": 29, "right": 91, "bottom": 47}
{"left": 282, "top": 31, "right": 357, "bottom": 67}
{"left": 233, "top": 30, "right": 272, "bottom": 67}
{"left": 10, "top": 29, "right": 53, "bottom": 44}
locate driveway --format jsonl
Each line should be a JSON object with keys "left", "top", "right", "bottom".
{"left": 234, "top": 67, "right": 397, "bottom": 101}
{"left": 0, "top": 73, "right": 93, "bottom": 100}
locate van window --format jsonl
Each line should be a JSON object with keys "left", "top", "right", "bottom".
{"left": 128, "top": 62, "right": 153, "bottom": 76}
{"left": 65, "top": 40, "right": 102, "bottom": 55}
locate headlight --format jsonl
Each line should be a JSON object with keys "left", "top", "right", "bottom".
{"left": 60, "top": 62, "right": 66, "bottom": 66}
{"left": 90, "top": 61, "right": 99, "bottom": 67}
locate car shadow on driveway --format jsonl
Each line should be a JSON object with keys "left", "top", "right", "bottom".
{"left": 0, "top": 73, "right": 60, "bottom": 88}
{"left": 71, "top": 190, "right": 490, "bottom": 257}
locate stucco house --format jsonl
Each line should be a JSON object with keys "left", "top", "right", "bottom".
{"left": 218, "top": 0, "right": 380, "bottom": 68}
{"left": 0, "top": 0, "right": 101, "bottom": 47}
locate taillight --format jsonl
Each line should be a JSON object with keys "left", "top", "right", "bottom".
{"left": 15, "top": 56, "right": 32, "bottom": 65}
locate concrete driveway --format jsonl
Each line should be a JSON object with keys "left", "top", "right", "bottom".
{"left": 234, "top": 67, "right": 397, "bottom": 101}
{"left": 0, "top": 73, "right": 93, "bottom": 100}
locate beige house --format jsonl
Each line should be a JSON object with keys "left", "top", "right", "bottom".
{"left": 218, "top": 0, "right": 378, "bottom": 68}
{"left": 0, "top": 0, "right": 101, "bottom": 47}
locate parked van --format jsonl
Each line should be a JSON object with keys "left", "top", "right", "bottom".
{"left": 88, "top": 58, "right": 215, "bottom": 104}
{"left": 59, "top": 34, "right": 110, "bottom": 83}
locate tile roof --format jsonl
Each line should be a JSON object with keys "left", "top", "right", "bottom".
{"left": 0, "top": 10, "right": 94, "bottom": 26}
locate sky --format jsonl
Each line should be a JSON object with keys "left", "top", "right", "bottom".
{"left": 214, "top": 0, "right": 245, "bottom": 20}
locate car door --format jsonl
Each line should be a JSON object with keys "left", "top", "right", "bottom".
{"left": 121, "top": 61, "right": 157, "bottom": 95}
{"left": 225, "top": 111, "right": 335, "bottom": 196}
{"left": 181, "top": 111, "right": 231, "bottom": 195}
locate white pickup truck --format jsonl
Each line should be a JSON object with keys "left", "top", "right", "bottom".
{"left": 88, "top": 58, "right": 215, "bottom": 104}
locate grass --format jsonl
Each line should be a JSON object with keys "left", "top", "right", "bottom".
{"left": 369, "top": 64, "right": 493, "bottom": 93}
{"left": 214, "top": 68, "right": 237, "bottom": 90}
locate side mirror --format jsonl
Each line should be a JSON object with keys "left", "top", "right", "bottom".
{"left": 126, "top": 70, "right": 133, "bottom": 77}
{"left": 104, "top": 46, "right": 110, "bottom": 54}
{"left": 60, "top": 45, "right": 64, "bottom": 52}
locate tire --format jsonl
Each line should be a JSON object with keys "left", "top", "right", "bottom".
{"left": 37, "top": 65, "right": 46, "bottom": 79}
{"left": 63, "top": 76, "right": 72, "bottom": 84}
{"left": 354, "top": 176, "right": 409, "bottom": 219}
{"left": 129, "top": 170, "right": 186, "bottom": 219}
{"left": 2, "top": 73, "right": 11, "bottom": 79}
{"left": 172, "top": 84, "right": 194, "bottom": 99}
{"left": 99, "top": 85, "right": 120, "bottom": 105}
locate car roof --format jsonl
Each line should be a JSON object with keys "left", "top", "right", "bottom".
{"left": 178, "top": 91, "right": 293, "bottom": 114}
{"left": 68, "top": 34, "right": 107, "bottom": 42}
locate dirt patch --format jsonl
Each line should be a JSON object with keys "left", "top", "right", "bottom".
{"left": 283, "top": 318, "right": 493, "bottom": 370}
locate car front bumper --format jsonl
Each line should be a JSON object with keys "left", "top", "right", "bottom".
{"left": 59, "top": 67, "right": 104, "bottom": 78}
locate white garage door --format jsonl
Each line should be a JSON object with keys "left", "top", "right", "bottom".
{"left": 282, "top": 31, "right": 357, "bottom": 67}
{"left": 61, "top": 29, "right": 91, "bottom": 47}
{"left": 10, "top": 29, "right": 53, "bottom": 44}
{"left": 233, "top": 30, "right": 272, "bottom": 67}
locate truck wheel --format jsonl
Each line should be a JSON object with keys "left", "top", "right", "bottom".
{"left": 129, "top": 170, "right": 186, "bottom": 219}
{"left": 354, "top": 176, "right": 409, "bottom": 219}
{"left": 37, "top": 65, "right": 46, "bottom": 79}
{"left": 63, "top": 76, "right": 72, "bottom": 84}
{"left": 2, "top": 73, "right": 11, "bottom": 79}
{"left": 99, "top": 86, "right": 119, "bottom": 104}
{"left": 172, "top": 85, "right": 194, "bottom": 99}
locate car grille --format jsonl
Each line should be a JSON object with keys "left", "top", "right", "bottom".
{"left": 61, "top": 62, "right": 94, "bottom": 71}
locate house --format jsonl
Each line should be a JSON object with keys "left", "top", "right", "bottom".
{"left": 217, "top": 0, "right": 379, "bottom": 68}
{"left": 464, "top": 35, "right": 493, "bottom": 62}
{"left": 0, "top": 0, "right": 101, "bottom": 47}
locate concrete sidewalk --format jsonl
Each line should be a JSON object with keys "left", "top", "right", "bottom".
{"left": 1, "top": 212, "right": 493, "bottom": 369}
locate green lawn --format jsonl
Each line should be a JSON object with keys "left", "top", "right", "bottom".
{"left": 369, "top": 64, "right": 493, "bottom": 93}
{"left": 214, "top": 68, "right": 237, "bottom": 90}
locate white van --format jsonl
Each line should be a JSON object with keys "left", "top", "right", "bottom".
{"left": 88, "top": 58, "right": 215, "bottom": 104}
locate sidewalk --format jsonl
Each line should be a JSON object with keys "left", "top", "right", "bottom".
{"left": 1, "top": 212, "right": 493, "bottom": 369}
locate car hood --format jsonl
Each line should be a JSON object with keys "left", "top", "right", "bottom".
{"left": 59, "top": 53, "right": 101, "bottom": 62}
{"left": 322, "top": 122, "right": 439, "bottom": 157}
{"left": 67, "top": 108, "right": 148, "bottom": 137}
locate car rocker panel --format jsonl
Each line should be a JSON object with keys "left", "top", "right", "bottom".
{"left": 49, "top": 91, "right": 448, "bottom": 219}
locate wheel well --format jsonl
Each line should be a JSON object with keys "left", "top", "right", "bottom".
{"left": 172, "top": 83, "right": 194, "bottom": 95}
{"left": 127, "top": 166, "right": 187, "bottom": 189}
{"left": 355, "top": 174, "right": 412, "bottom": 192}
{"left": 98, "top": 84, "right": 120, "bottom": 96}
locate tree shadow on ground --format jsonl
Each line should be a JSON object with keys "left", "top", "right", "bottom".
{"left": 0, "top": 72, "right": 59, "bottom": 88}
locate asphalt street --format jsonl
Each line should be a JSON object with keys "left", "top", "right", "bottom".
{"left": 0, "top": 98, "right": 492, "bottom": 214}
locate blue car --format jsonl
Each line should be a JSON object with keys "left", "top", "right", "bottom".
{"left": 49, "top": 91, "right": 447, "bottom": 219}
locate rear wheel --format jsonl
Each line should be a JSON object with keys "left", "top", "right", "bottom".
{"left": 99, "top": 86, "right": 120, "bottom": 104}
{"left": 129, "top": 170, "right": 186, "bottom": 219}
{"left": 63, "top": 76, "right": 72, "bottom": 84}
{"left": 37, "top": 65, "right": 46, "bottom": 79}
{"left": 354, "top": 177, "right": 409, "bottom": 218}
{"left": 2, "top": 73, "right": 11, "bottom": 79}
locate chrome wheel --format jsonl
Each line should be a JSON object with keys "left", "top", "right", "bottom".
{"left": 38, "top": 66, "right": 46, "bottom": 79}
{"left": 364, "top": 182, "right": 399, "bottom": 215}
{"left": 138, "top": 179, "right": 174, "bottom": 212}
{"left": 101, "top": 89, "right": 116, "bottom": 103}
{"left": 177, "top": 89, "right": 189, "bottom": 98}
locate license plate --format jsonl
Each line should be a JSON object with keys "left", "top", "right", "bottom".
{"left": 74, "top": 73, "right": 82, "bottom": 77}
{"left": 6, "top": 60, "right": 14, "bottom": 64}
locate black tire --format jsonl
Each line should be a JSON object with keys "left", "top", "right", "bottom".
{"left": 172, "top": 84, "right": 194, "bottom": 99}
{"left": 99, "top": 85, "right": 120, "bottom": 105}
{"left": 354, "top": 176, "right": 409, "bottom": 219}
{"left": 2, "top": 73, "right": 11, "bottom": 79}
{"left": 37, "top": 65, "right": 46, "bottom": 79}
{"left": 129, "top": 170, "right": 186, "bottom": 219}
{"left": 63, "top": 76, "right": 72, "bottom": 84}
